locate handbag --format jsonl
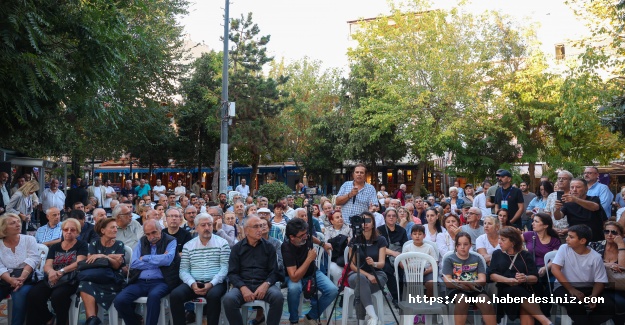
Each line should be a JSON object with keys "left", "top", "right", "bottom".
{"left": 0, "top": 268, "right": 34, "bottom": 289}
{"left": 77, "top": 258, "right": 110, "bottom": 271}
{"left": 338, "top": 263, "right": 351, "bottom": 288}
{"left": 77, "top": 267, "right": 119, "bottom": 284}
{"left": 606, "top": 267, "right": 625, "bottom": 291}
{"left": 302, "top": 276, "right": 317, "bottom": 299}
{"left": 45, "top": 270, "right": 77, "bottom": 288}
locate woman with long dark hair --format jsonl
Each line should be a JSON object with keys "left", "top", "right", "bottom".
{"left": 347, "top": 212, "right": 387, "bottom": 324}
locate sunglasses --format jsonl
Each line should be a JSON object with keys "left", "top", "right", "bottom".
{"left": 604, "top": 229, "right": 620, "bottom": 236}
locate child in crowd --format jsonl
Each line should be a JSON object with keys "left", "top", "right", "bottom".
{"left": 551, "top": 224, "right": 616, "bottom": 324}
{"left": 402, "top": 224, "right": 437, "bottom": 296}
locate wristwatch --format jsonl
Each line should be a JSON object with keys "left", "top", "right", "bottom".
{"left": 265, "top": 281, "right": 271, "bottom": 286}
{"left": 59, "top": 268, "right": 65, "bottom": 274}
{"left": 319, "top": 240, "right": 325, "bottom": 247}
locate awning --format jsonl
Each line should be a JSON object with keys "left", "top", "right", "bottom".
{"left": 95, "top": 167, "right": 212, "bottom": 173}
{"left": 232, "top": 165, "right": 299, "bottom": 174}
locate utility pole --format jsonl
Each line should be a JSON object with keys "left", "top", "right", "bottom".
{"left": 219, "top": 0, "right": 230, "bottom": 195}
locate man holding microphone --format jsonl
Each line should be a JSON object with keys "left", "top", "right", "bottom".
{"left": 336, "top": 163, "right": 379, "bottom": 225}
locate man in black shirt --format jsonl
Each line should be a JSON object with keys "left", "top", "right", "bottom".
{"left": 554, "top": 178, "right": 604, "bottom": 242}
{"left": 163, "top": 208, "right": 192, "bottom": 254}
{"left": 282, "top": 218, "right": 338, "bottom": 325}
{"left": 223, "top": 216, "right": 284, "bottom": 325}
{"left": 494, "top": 169, "right": 524, "bottom": 229}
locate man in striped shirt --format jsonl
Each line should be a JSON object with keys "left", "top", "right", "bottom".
{"left": 169, "top": 213, "right": 230, "bottom": 325}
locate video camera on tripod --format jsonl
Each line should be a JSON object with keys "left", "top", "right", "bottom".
{"left": 349, "top": 214, "right": 364, "bottom": 236}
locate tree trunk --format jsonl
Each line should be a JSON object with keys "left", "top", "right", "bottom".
{"left": 369, "top": 160, "right": 378, "bottom": 189}
{"left": 528, "top": 162, "right": 536, "bottom": 192}
{"left": 251, "top": 153, "right": 260, "bottom": 194}
{"left": 211, "top": 149, "right": 220, "bottom": 201}
{"left": 413, "top": 161, "right": 427, "bottom": 196}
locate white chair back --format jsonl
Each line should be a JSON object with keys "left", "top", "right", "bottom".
{"left": 394, "top": 252, "right": 440, "bottom": 300}
{"left": 316, "top": 231, "right": 325, "bottom": 241}
{"left": 37, "top": 243, "right": 49, "bottom": 273}
{"left": 124, "top": 245, "right": 133, "bottom": 282}
{"left": 544, "top": 250, "right": 558, "bottom": 293}
{"left": 274, "top": 224, "right": 286, "bottom": 242}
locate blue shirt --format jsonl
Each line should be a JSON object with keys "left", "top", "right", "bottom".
{"left": 586, "top": 182, "right": 614, "bottom": 218}
{"left": 131, "top": 238, "right": 177, "bottom": 280}
{"left": 337, "top": 181, "right": 378, "bottom": 225}
{"left": 135, "top": 184, "right": 151, "bottom": 198}
{"left": 526, "top": 196, "right": 546, "bottom": 212}
{"left": 35, "top": 223, "right": 62, "bottom": 244}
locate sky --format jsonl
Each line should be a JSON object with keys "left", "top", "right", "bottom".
{"left": 178, "top": 0, "right": 590, "bottom": 71}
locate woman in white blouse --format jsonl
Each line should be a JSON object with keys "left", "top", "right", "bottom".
{"left": 476, "top": 216, "right": 501, "bottom": 265}
{"left": 0, "top": 213, "right": 40, "bottom": 325}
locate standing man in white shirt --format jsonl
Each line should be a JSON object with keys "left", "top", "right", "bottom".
{"left": 235, "top": 178, "right": 250, "bottom": 199}
{"left": 153, "top": 179, "right": 167, "bottom": 204}
{"left": 175, "top": 179, "right": 186, "bottom": 201}
{"left": 103, "top": 179, "right": 117, "bottom": 213}
{"left": 41, "top": 178, "right": 66, "bottom": 224}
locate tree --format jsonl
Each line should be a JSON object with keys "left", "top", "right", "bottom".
{"left": 175, "top": 51, "right": 223, "bottom": 181}
{"left": 0, "top": 0, "right": 189, "bottom": 163}
{"left": 269, "top": 57, "right": 342, "bottom": 182}
{"left": 227, "top": 13, "right": 288, "bottom": 191}
{"left": 347, "top": 1, "right": 521, "bottom": 194}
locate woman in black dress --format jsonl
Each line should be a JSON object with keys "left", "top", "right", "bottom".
{"left": 489, "top": 227, "right": 552, "bottom": 325}
{"left": 79, "top": 218, "right": 126, "bottom": 325}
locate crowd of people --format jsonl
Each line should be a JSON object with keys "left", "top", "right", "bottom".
{"left": 0, "top": 164, "right": 624, "bottom": 325}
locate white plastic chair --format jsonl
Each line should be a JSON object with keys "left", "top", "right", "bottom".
{"left": 442, "top": 250, "right": 488, "bottom": 325}
{"left": 394, "top": 252, "right": 449, "bottom": 325}
{"left": 341, "top": 247, "right": 384, "bottom": 325}
{"left": 242, "top": 300, "right": 270, "bottom": 325}
{"left": 70, "top": 294, "right": 120, "bottom": 325}
{"left": 273, "top": 224, "right": 286, "bottom": 242}
{"left": 126, "top": 296, "right": 170, "bottom": 325}
{"left": 123, "top": 245, "right": 132, "bottom": 282}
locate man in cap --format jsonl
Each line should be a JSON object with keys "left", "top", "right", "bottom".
{"left": 494, "top": 169, "right": 524, "bottom": 230}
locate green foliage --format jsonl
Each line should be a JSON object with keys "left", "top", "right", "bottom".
{"left": 258, "top": 182, "right": 293, "bottom": 204}
{"left": 175, "top": 51, "right": 223, "bottom": 169}
{"left": 228, "top": 13, "right": 288, "bottom": 189}
{"left": 0, "top": 0, "right": 189, "bottom": 163}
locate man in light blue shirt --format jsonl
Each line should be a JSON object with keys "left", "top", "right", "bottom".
{"left": 336, "top": 164, "right": 378, "bottom": 225}
{"left": 584, "top": 167, "right": 614, "bottom": 219}
{"left": 35, "top": 207, "right": 62, "bottom": 247}
{"left": 114, "top": 220, "right": 179, "bottom": 325}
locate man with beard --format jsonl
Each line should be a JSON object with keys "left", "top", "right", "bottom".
{"left": 218, "top": 192, "right": 229, "bottom": 211}
{"left": 554, "top": 178, "right": 605, "bottom": 242}
{"left": 282, "top": 218, "right": 338, "bottom": 325}
{"left": 494, "top": 169, "right": 524, "bottom": 230}
{"left": 336, "top": 164, "right": 378, "bottom": 225}
{"left": 169, "top": 213, "right": 230, "bottom": 325}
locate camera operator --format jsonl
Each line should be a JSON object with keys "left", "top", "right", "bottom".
{"left": 347, "top": 212, "right": 387, "bottom": 325}
{"left": 336, "top": 164, "right": 379, "bottom": 225}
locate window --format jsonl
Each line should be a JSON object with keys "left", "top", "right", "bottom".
{"left": 555, "top": 44, "right": 565, "bottom": 60}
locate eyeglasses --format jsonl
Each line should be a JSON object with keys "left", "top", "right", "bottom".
{"left": 467, "top": 212, "right": 479, "bottom": 215}
{"left": 296, "top": 232, "right": 309, "bottom": 239}
{"left": 604, "top": 229, "right": 620, "bottom": 236}
{"left": 117, "top": 212, "right": 132, "bottom": 217}
{"left": 63, "top": 228, "right": 78, "bottom": 233}
{"left": 249, "top": 224, "right": 267, "bottom": 229}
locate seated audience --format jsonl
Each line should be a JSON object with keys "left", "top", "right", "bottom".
{"left": 78, "top": 218, "right": 126, "bottom": 325}
{"left": 347, "top": 212, "right": 387, "bottom": 324}
{"left": 223, "top": 216, "right": 284, "bottom": 325}
{"left": 282, "top": 218, "right": 338, "bottom": 325}
{"left": 114, "top": 204, "right": 143, "bottom": 249}
{"left": 114, "top": 219, "right": 180, "bottom": 325}
{"left": 402, "top": 224, "right": 437, "bottom": 296}
{"left": 523, "top": 212, "right": 561, "bottom": 292}
{"left": 0, "top": 214, "right": 39, "bottom": 325}
{"left": 72, "top": 209, "right": 98, "bottom": 244}
{"left": 170, "top": 213, "right": 230, "bottom": 325}
{"left": 163, "top": 208, "right": 193, "bottom": 255}
{"left": 35, "top": 207, "right": 62, "bottom": 246}
{"left": 551, "top": 224, "right": 616, "bottom": 324}
{"left": 489, "top": 227, "right": 551, "bottom": 325}
{"left": 436, "top": 214, "right": 460, "bottom": 263}
{"left": 476, "top": 216, "right": 501, "bottom": 265}
{"left": 589, "top": 221, "right": 625, "bottom": 324}
{"left": 27, "top": 218, "right": 88, "bottom": 325}
{"left": 460, "top": 207, "right": 484, "bottom": 251}
{"left": 441, "top": 232, "right": 496, "bottom": 325}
